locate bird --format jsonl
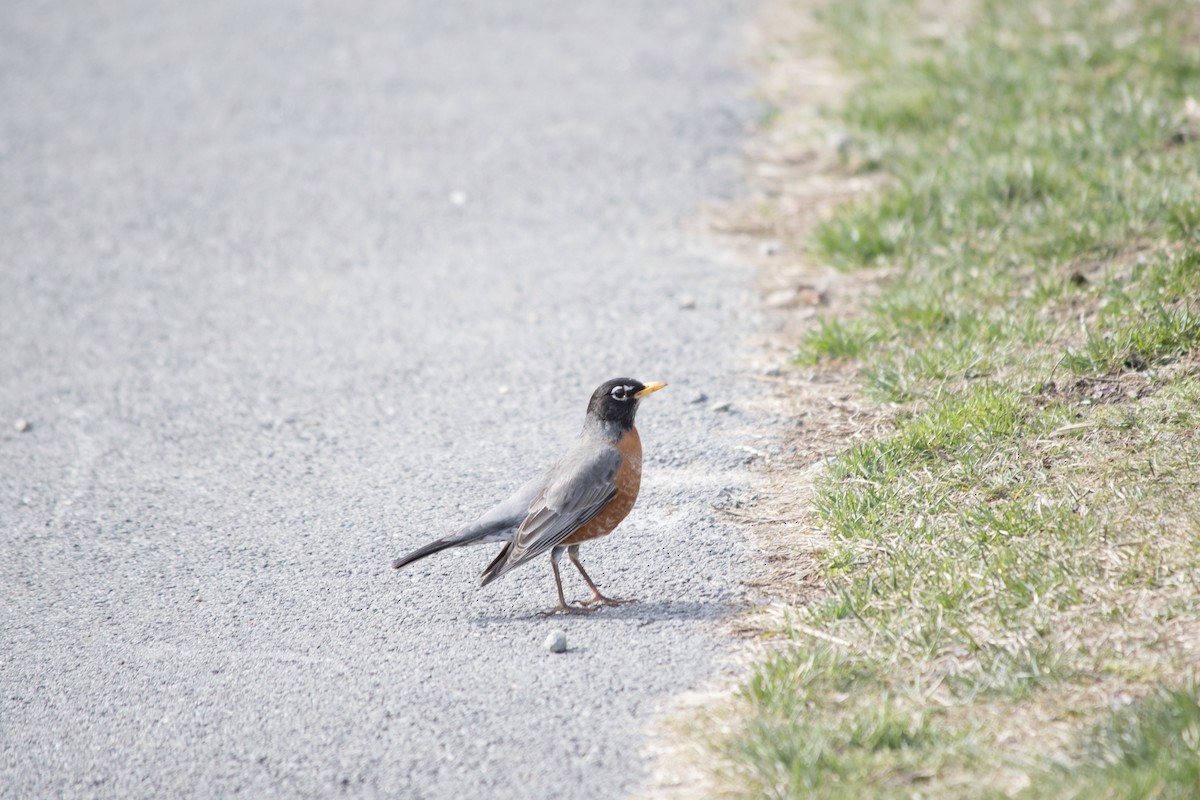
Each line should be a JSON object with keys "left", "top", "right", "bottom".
{"left": 391, "top": 377, "right": 667, "bottom": 614}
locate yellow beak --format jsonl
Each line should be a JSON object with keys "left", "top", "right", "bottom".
{"left": 634, "top": 381, "right": 667, "bottom": 398}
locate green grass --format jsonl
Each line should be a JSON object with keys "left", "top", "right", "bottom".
{"left": 1037, "top": 686, "right": 1200, "bottom": 799}
{"left": 795, "top": 0, "right": 1200, "bottom": 397}
{"left": 732, "top": 644, "right": 988, "bottom": 800}
{"left": 797, "top": 318, "right": 879, "bottom": 364}
{"left": 1065, "top": 303, "right": 1200, "bottom": 373}
{"left": 729, "top": 0, "right": 1200, "bottom": 797}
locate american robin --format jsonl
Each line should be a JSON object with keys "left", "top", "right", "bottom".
{"left": 391, "top": 377, "right": 667, "bottom": 614}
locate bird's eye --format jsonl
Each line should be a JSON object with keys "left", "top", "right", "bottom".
{"left": 611, "top": 385, "right": 631, "bottom": 401}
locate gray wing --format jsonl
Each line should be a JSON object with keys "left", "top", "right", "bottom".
{"left": 453, "top": 472, "right": 546, "bottom": 543}
{"left": 478, "top": 445, "right": 621, "bottom": 585}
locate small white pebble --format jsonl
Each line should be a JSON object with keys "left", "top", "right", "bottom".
{"left": 448, "top": 190, "right": 468, "bottom": 206}
{"left": 13, "top": 418, "right": 30, "bottom": 432}
{"left": 711, "top": 401, "right": 732, "bottom": 413}
{"left": 544, "top": 630, "right": 567, "bottom": 654}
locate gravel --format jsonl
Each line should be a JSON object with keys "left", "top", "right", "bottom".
{"left": 0, "top": 1, "right": 761, "bottom": 798}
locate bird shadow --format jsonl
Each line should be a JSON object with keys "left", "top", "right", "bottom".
{"left": 469, "top": 597, "right": 734, "bottom": 626}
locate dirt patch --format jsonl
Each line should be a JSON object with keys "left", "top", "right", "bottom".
{"left": 639, "top": 0, "right": 895, "bottom": 794}
{"left": 1036, "top": 373, "right": 1159, "bottom": 405}
{"left": 701, "top": 0, "right": 893, "bottom": 605}
{"left": 1035, "top": 349, "right": 1200, "bottom": 408}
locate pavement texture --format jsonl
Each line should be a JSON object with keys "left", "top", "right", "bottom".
{"left": 0, "top": 2, "right": 763, "bottom": 797}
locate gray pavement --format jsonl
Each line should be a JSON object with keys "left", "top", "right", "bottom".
{"left": 0, "top": 2, "right": 763, "bottom": 797}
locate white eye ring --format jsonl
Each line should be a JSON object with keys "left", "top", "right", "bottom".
{"left": 611, "top": 385, "right": 632, "bottom": 401}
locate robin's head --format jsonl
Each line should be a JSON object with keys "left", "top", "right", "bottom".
{"left": 586, "top": 377, "right": 667, "bottom": 429}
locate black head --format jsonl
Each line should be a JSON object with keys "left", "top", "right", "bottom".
{"left": 585, "top": 377, "right": 667, "bottom": 429}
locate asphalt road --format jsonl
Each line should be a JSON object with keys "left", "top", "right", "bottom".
{"left": 1, "top": 2, "right": 761, "bottom": 797}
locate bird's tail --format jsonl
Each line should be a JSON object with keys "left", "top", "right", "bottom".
{"left": 391, "top": 538, "right": 461, "bottom": 570}
{"left": 392, "top": 516, "right": 521, "bottom": 571}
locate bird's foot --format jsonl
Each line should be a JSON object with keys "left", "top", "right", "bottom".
{"left": 537, "top": 603, "right": 599, "bottom": 617}
{"left": 579, "top": 594, "right": 636, "bottom": 608}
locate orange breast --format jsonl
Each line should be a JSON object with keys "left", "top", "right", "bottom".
{"left": 561, "top": 428, "right": 642, "bottom": 545}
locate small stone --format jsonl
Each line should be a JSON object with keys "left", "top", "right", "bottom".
{"left": 677, "top": 295, "right": 697, "bottom": 310}
{"left": 689, "top": 392, "right": 709, "bottom": 405}
{"left": 544, "top": 630, "right": 567, "bottom": 654}
{"left": 13, "top": 419, "right": 30, "bottom": 433}
{"left": 711, "top": 401, "right": 732, "bottom": 413}
{"left": 763, "top": 366, "right": 782, "bottom": 377}
{"left": 764, "top": 288, "right": 798, "bottom": 308}
{"left": 448, "top": 190, "right": 468, "bottom": 206}
{"left": 758, "top": 240, "right": 782, "bottom": 257}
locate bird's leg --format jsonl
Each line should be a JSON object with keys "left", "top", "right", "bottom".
{"left": 538, "top": 547, "right": 597, "bottom": 616}
{"left": 568, "top": 545, "right": 635, "bottom": 607}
